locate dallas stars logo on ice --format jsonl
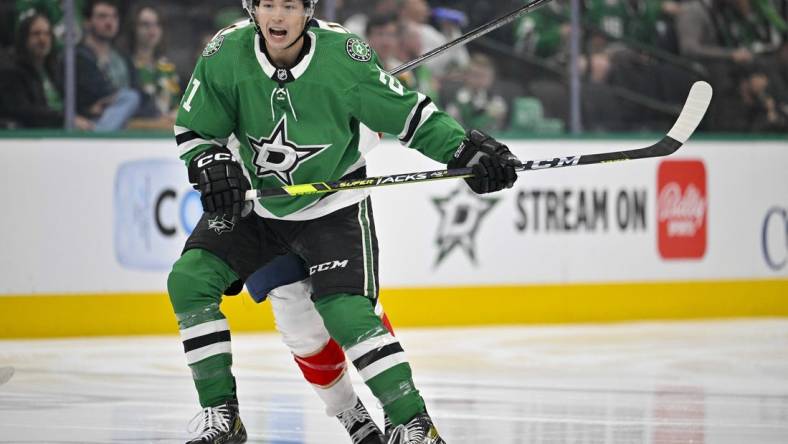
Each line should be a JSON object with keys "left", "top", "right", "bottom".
{"left": 433, "top": 184, "right": 499, "bottom": 267}
{"left": 247, "top": 116, "right": 330, "bottom": 186}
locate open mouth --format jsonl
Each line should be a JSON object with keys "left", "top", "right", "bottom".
{"left": 269, "top": 28, "right": 288, "bottom": 38}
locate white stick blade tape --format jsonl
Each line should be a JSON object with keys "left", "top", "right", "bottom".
{"left": 666, "top": 81, "right": 713, "bottom": 143}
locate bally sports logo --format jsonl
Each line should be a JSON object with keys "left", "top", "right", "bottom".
{"left": 657, "top": 160, "right": 707, "bottom": 259}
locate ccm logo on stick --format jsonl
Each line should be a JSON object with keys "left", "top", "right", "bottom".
{"left": 309, "top": 260, "right": 349, "bottom": 275}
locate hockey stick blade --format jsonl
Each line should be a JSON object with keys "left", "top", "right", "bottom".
{"left": 245, "top": 81, "right": 712, "bottom": 200}
{"left": 519, "top": 80, "right": 714, "bottom": 170}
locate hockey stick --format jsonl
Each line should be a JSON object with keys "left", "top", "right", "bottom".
{"left": 390, "top": 0, "right": 554, "bottom": 76}
{"left": 245, "top": 81, "right": 713, "bottom": 200}
{"left": 0, "top": 366, "right": 14, "bottom": 386}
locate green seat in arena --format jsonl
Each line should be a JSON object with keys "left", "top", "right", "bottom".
{"left": 510, "top": 97, "right": 565, "bottom": 134}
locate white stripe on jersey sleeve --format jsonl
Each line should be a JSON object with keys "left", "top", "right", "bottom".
{"left": 398, "top": 93, "right": 427, "bottom": 141}
{"left": 402, "top": 103, "right": 437, "bottom": 148}
{"left": 174, "top": 125, "right": 227, "bottom": 156}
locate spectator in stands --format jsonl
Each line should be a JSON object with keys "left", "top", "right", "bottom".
{"left": 344, "top": 0, "right": 399, "bottom": 37}
{"left": 398, "top": 0, "right": 468, "bottom": 76}
{"left": 676, "top": 0, "right": 756, "bottom": 66}
{"left": 715, "top": 65, "right": 788, "bottom": 131}
{"left": 431, "top": 6, "right": 470, "bottom": 75}
{"left": 772, "top": 42, "right": 788, "bottom": 109}
{"left": 514, "top": 2, "right": 571, "bottom": 62}
{"left": 366, "top": 13, "right": 401, "bottom": 70}
{"left": 0, "top": 2, "right": 14, "bottom": 48}
{"left": 15, "top": 0, "right": 86, "bottom": 47}
{"left": 677, "top": 0, "right": 788, "bottom": 124}
{"left": 580, "top": 49, "right": 632, "bottom": 131}
{"left": 653, "top": 1, "right": 686, "bottom": 53}
{"left": 583, "top": 0, "right": 680, "bottom": 47}
{"left": 76, "top": 0, "right": 139, "bottom": 132}
{"left": 443, "top": 53, "right": 509, "bottom": 132}
{"left": 0, "top": 12, "right": 93, "bottom": 129}
{"left": 397, "top": 19, "right": 440, "bottom": 99}
{"left": 123, "top": 4, "right": 181, "bottom": 130}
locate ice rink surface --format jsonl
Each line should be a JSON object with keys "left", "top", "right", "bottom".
{"left": 1, "top": 319, "right": 787, "bottom": 443}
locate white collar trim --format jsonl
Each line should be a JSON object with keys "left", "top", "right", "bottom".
{"left": 254, "top": 31, "right": 317, "bottom": 80}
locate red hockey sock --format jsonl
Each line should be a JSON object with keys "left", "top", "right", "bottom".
{"left": 293, "top": 338, "right": 346, "bottom": 387}
{"left": 381, "top": 313, "right": 395, "bottom": 336}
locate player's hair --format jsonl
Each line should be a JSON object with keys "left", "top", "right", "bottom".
{"left": 82, "top": 0, "right": 120, "bottom": 20}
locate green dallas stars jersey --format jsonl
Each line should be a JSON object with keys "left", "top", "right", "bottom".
{"left": 175, "top": 20, "right": 466, "bottom": 220}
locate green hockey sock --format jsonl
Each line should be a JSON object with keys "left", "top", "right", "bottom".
{"left": 315, "top": 293, "right": 426, "bottom": 425}
{"left": 168, "top": 249, "right": 239, "bottom": 407}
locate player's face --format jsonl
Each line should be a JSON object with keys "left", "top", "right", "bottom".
{"left": 255, "top": 0, "right": 308, "bottom": 50}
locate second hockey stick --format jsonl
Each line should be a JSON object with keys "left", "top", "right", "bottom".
{"left": 389, "top": 0, "right": 554, "bottom": 76}
{"left": 246, "top": 81, "right": 713, "bottom": 201}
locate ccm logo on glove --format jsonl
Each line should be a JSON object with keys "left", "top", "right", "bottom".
{"left": 196, "top": 152, "right": 235, "bottom": 168}
{"left": 448, "top": 129, "right": 522, "bottom": 194}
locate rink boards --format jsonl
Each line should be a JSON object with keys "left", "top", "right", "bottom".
{"left": 0, "top": 135, "right": 786, "bottom": 337}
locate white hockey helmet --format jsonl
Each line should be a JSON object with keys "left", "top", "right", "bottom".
{"left": 242, "top": 0, "right": 318, "bottom": 21}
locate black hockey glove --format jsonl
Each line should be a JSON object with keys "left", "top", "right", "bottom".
{"left": 188, "top": 146, "right": 251, "bottom": 223}
{"left": 448, "top": 129, "right": 522, "bottom": 194}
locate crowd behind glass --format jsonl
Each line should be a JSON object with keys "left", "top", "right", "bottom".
{"left": 0, "top": 0, "right": 786, "bottom": 133}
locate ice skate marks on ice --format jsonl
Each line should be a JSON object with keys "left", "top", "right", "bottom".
{"left": 0, "top": 366, "right": 14, "bottom": 386}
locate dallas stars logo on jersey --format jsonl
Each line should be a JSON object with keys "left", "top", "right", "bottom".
{"left": 175, "top": 23, "right": 466, "bottom": 218}
{"left": 247, "top": 116, "right": 331, "bottom": 186}
{"left": 202, "top": 35, "right": 224, "bottom": 57}
{"left": 346, "top": 38, "right": 372, "bottom": 62}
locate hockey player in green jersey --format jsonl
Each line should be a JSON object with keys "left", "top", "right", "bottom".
{"left": 168, "top": 0, "right": 521, "bottom": 443}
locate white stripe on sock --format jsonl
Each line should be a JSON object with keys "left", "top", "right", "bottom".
{"left": 357, "top": 351, "right": 407, "bottom": 381}
{"left": 180, "top": 319, "right": 229, "bottom": 341}
{"left": 185, "top": 341, "right": 232, "bottom": 365}
{"left": 345, "top": 333, "right": 398, "bottom": 362}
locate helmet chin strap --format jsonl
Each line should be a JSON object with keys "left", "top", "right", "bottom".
{"left": 283, "top": 25, "right": 307, "bottom": 50}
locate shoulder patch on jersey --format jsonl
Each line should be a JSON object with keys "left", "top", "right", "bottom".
{"left": 346, "top": 38, "right": 372, "bottom": 62}
{"left": 202, "top": 35, "right": 225, "bottom": 57}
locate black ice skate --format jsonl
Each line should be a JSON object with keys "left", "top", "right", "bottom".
{"left": 337, "top": 398, "right": 386, "bottom": 444}
{"left": 186, "top": 400, "right": 247, "bottom": 444}
{"left": 386, "top": 413, "right": 446, "bottom": 444}
{"left": 384, "top": 414, "right": 393, "bottom": 436}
